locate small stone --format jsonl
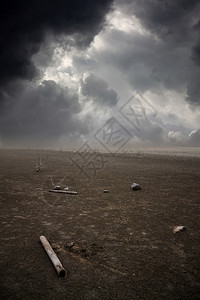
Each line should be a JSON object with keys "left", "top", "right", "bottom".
{"left": 173, "top": 226, "right": 186, "bottom": 233}
{"left": 131, "top": 183, "right": 142, "bottom": 190}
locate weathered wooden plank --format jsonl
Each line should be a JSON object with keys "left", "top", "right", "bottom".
{"left": 49, "top": 189, "right": 78, "bottom": 195}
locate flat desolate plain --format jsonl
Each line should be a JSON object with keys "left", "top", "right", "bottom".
{"left": 0, "top": 149, "right": 199, "bottom": 299}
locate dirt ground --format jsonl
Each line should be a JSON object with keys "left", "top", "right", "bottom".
{"left": 0, "top": 149, "right": 200, "bottom": 300}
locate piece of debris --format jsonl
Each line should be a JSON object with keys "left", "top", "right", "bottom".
{"left": 131, "top": 183, "right": 142, "bottom": 190}
{"left": 64, "top": 187, "right": 69, "bottom": 191}
{"left": 173, "top": 226, "right": 186, "bottom": 233}
{"left": 103, "top": 190, "right": 109, "bottom": 193}
{"left": 65, "top": 242, "right": 103, "bottom": 258}
{"left": 39, "top": 235, "right": 66, "bottom": 277}
{"left": 65, "top": 242, "right": 83, "bottom": 253}
{"left": 35, "top": 154, "right": 48, "bottom": 172}
{"left": 66, "top": 242, "right": 75, "bottom": 249}
{"left": 54, "top": 186, "right": 61, "bottom": 190}
{"left": 49, "top": 189, "right": 78, "bottom": 195}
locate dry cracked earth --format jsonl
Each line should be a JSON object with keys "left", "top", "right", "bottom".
{"left": 0, "top": 149, "right": 200, "bottom": 299}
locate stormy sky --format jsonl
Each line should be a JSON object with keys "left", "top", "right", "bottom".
{"left": 0, "top": 0, "right": 200, "bottom": 149}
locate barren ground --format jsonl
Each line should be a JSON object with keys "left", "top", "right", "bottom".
{"left": 0, "top": 149, "right": 200, "bottom": 299}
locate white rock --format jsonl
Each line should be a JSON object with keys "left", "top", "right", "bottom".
{"left": 131, "top": 183, "right": 142, "bottom": 190}
{"left": 173, "top": 226, "right": 186, "bottom": 233}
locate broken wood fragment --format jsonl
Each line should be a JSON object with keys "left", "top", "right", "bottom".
{"left": 39, "top": 235, "right": 66, "bottom": 277}
{"left": 49, "top": 189, "right": 77, "bottom": 195}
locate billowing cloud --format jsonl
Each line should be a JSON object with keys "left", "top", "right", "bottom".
{"left": 0, "top": 0, "right": 114, "bottom": 146}
{"left": 118, "top": 0, "right": 199, "bottom": 39}
{"left": 80, "top": 73, "right": 119, "bottom": 107}
{"left": 0, "top": 0, "right": 114, "bottom": 88}
{"left": 0, "top": 0, "right": 200, "bottom": 148}
{"left": 0, "top": 80, "right": 88, "bottom": 143}
{"left": 92, "top": 28, "right": 192, "bottom": 93}
{"left": 115, "top": 0, "right": 200, "bottom": 106}
{"left": 168, "top": 130, "right": 187, "bottom": 145}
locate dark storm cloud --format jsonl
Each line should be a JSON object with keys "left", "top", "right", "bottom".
{"left": 0, "top": 0, "right": 114, "bottom": 144}
{"left": 0, "top": 80, "right": 88, "bottom": 141}
{"left": 115, "top": 0, "right": 200, "bottom": 105}
{"left": 0, "top": 0, "right": 113, "bottom": 87}
{"left": 80, "top": 73, "right": 119, "bottom": 107}
{"left": 119, "top": 0, "right": 199, "bottom": 39}
{"left": 193, "top": 40, "right": 200, "bottom": 66}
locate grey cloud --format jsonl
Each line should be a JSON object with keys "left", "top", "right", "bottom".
{"left": 133, "top": 119, "right": 165, "bottom": 144}
{"left": 189, "top": 129, "right": 200, "bottom": 146}
{"left": 80, "top": 73, "right": 119, "bottom": 107}
{"left": 94, "top": 28, "right": 192, "bottom": 94}
{"left": 192, "top": 20, "right": 200, "bottom": 65}
{"left": 0, "top": 80, "right": 88, "bottom": 143}
{"left": 114, "top": 0, "right": 200, "bottom": 106}
{"left": 1, "top": 0, "right": 200, "bottom": 147}
{"left": 186, "top": 73, "right": 200, "bottom": 106}
{"left": 117, "top": 0, "right": 199, "bottom": 41}
{"left": 192, "top": 40, "right": 200, "bottom": 66}
{"left": 167, "top": 130, "right": 187, "bottom": 146}
{"left": 166, "top": 128, "right": 200, "bottom": 147}
{"left": 0, "top": 0, "right": 114, "bottom": 145}
{"left": 73, "top": 55, "right": 98, "bottom": 73}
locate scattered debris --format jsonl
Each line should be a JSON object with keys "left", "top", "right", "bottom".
{"left": 103, "top": 190, "right": 109, "bottom": 193}
{"left": 66, "top": 244, "right": 127, "bottom": 276}
{"left": 49, "top": 189, "right": 78, "bottom": 195}
{"left": 173, "top": 226, "right": 186, "bottom": 233}
{"left": 54, "top": 186, "right": 61, "bottom": 190}
{"left": 131, "top": 183, "right": 142, "bottom": 190}
{"left": 35, "top": 154, "right": 48, "bottom": 172}
{"left": 50, "top": 185, "right": 77, "bottom": 195}
{"left": 39, "top": 235, "right": 66, "bottom": 277}
{"left": 66, "top": 242, "right": 75, "bottom": 249}
{"left": 65, "top": 242, "right": 103, "bottom": 258}
{"left": 52, "top": 241, "right": 127, "bottom": 276}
